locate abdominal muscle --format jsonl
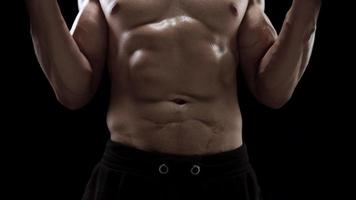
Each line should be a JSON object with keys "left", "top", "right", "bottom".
{"left": 105, "top": 14, "right": 243, "bottom": 155}
{"left": 107, "top": 94, "right": 243, "bottom": 155}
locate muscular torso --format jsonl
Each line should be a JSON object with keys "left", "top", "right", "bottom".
{"left": 99, "top": 0, "right": 249, "bottom": 155}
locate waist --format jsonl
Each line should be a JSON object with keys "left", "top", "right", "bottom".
{"left": 107, "top": 97, "right": 243, "bottom": 154}
{"left": 101, "top": 140, "right": 251, "bottom": 179}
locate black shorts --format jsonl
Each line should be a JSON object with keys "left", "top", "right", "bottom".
{"left": 81, "top": 140, "right": 263, "bottom": 200}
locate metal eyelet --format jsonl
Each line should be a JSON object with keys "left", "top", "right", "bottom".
{"left": 158, "top": 163, "right": 169, "bottom": 175}
{"left": 190, "top": 164, "right": 201, "bottom": 175}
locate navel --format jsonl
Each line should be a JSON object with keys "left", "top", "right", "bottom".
{"left": 171, "top": 98, "right": 188, "bottom": 105}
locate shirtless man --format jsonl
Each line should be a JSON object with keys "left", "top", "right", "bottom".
{"left": 26, "top": 0, "right": 321, "bottom": 199}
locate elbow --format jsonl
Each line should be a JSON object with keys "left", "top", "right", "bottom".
{"left": 54, "top": 90, "right": 92, "bottom": 110}
{"left": 255, "top": 84, "right": 294, "bottom": 109}
{"left": 257, "top": 95, "right": 291, "bottom": 109}
{"left": 58, "top": 99, "right": 88, "bottom": 110}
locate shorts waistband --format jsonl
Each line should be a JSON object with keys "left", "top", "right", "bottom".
{"left": 101, "top": 140, "right": 251, "bottom": 178}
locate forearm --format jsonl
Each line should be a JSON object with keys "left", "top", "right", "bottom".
{"left": 256, "top": 0, "right": 321, "bottom": 106}
{"left": 26, "top": 1, "right": 93, "bottom": 102}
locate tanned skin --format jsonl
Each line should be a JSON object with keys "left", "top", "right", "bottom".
{"left": 26, "top": 0, "right": 321, "bottom": 155}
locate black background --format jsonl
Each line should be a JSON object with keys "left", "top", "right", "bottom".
{"left": 4, "top": 1, "right": 352, "bottom": 200}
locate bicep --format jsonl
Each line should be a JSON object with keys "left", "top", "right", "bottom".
{"left": 238, "top": 1, "right": 277, "bottom": 94}
{"left": 71, "top": 0, "right": 108, "bottom": 89}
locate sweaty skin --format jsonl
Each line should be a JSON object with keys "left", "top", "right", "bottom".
{"left": 26, "top": 0, "right": 321, "bottom": 155}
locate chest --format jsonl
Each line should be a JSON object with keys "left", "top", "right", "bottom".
{"left": 99, "top": 0, "right": 249, "bottom": 34}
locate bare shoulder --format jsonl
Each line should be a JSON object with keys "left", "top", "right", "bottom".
{"left": 71, "top": 0, "right": 107, "bottom": 67}
{"left": 243, "top": 0, "right": 266, "bottom": 26}
{"left": 238, "top": 0, "right": 276, "bottom": 49}
{"left": 248, "top": 0, "right": 265, "bottom": 9}
{"left": 73, "top": 0, "right": 104, "bottom": 25}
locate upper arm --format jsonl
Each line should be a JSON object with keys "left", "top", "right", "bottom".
{"left": 238, "top": 0, "right": 277, "bottom": 96}
{"left": 71, "top": 0, "right": 108, "bottom": 93}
